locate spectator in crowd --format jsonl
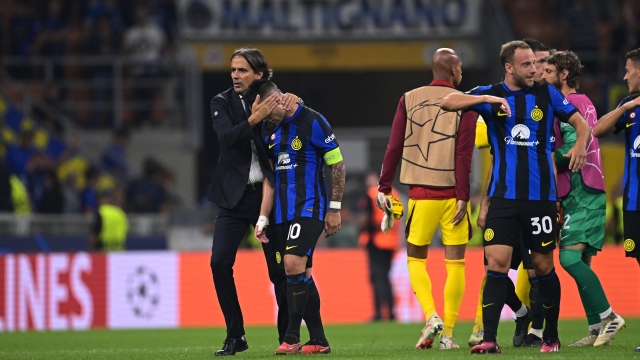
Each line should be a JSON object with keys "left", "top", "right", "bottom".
{"left": 358, "top": 172, "right": 400, "bottom": 322}
{"left": 0, "top": 152, "right": 30, "bottom": 214}
{"left": 0, "top": 159, "right": 14, "bottom": 212}
{"left": 147, "top": 0, "right": 177, "bottom": 44}
{"left": 100, "top": 126, "right": 129, "bottom": 184}
{"left": 82, "top": 165, "right": 99, "bottom": 214}
{"left": 39, "top": 169, "right": 63, "bottom": 213}
{"left": 7, "top": 129, "right": 38, "bottom": 185}
{"left": 121, "top": 5, "right": 168, "bottom": 126}
{"left": 61, "top": 172, "right": 81, "bottom": 213}
{"left": 8, "top": 4, "right": 40, "bottom": 57}
{"left": 86, "top": 13, "right": 120, "bottom": 127}
{"left": 159, "top": 167, "right": 183, "bottom": 211}
{"left": 126, "top": 157, "right": 166, "bottom": 213}
{"left": 33, "top": 0, "right": 68, "bottom": 57}
{"left": 90, "top": 188, "right": 128, "bottom": 251}
{"left": 84, "top": 0, "right": 123, "bottom": 37}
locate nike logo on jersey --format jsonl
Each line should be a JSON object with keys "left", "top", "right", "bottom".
{"left": 541, "top": 240, "right": 554, "bottom": 247}
{"left": 293, "top": 291, "right": 306, "bottom": 296}
{"left": 269, "top": 143, "right": 275, "bottom": 149}
{"left": 482, "top": 303, "right": 494, "bottom": 308}
{"left": 627, "top": 122, "right": 635, "bottom": 128}
{"left": 543, "top": 304, "right": 556, "bottom": 309}
{"left": 497, "top": 111, "right": 508, "bottom": 116}
{"left": 286, "top": 245, "right": 298, "bottom": 250}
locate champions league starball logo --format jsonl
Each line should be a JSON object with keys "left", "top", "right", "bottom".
{"left": 505, "top": 124, "right": 539, "bottom": 146}
{"left": 126, "top": 266, "right": 161, "bottom": 319}
{"left": 630, "top": 136, "right": 640, "bottom": 158}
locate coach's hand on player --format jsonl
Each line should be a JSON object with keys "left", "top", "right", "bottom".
{"left": 565, "top": 144, "right": 587, "bottom": 171}
{"left": 324, "top": 210, "right": 341, "bottom": 237}
{"left": 249, "top": 94, "right": 278, "bottom": 126}
{"left": 281, "top": 93, "right": 301, "bottom": 112}
{"left": 451, "top": 200, "right": 467, "bottom": 226}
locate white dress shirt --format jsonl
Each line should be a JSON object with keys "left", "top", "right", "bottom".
{"left": 240, "top": 96, "right": 264, "bottom": 185}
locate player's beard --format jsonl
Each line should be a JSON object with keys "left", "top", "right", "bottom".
{"left": 513, "top": 71, "right": 533, "bottom": 89}
{"left": 548, "top": 75, "right": 562, "bottom": 91}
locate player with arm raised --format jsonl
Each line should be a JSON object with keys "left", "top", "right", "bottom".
{"left": 470, "top": 39, "right": 554, "bottom": 349}
{"left": 441, "top": 40, "right": 590, "bottom": 354}
{"left": 593, "top": 48, "right": 640, "bottom": 353}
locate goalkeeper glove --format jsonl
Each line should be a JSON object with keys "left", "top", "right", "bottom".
{"left": 376, "top": 192, "right": 404, "bottom": 234}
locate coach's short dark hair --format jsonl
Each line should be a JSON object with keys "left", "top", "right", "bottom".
{"left": 546, "top": 51, "right": 583, "bottom": 89}
{"left": 500, "top": 40, "right": 531, "bottom": 67}
{"left": 522, "top": 38, "right": 549, "bottom": 53}
{"left": 245, "top": 79, "right": 279, "bottom": 105}
{"left": 231, "top": 47, "right": 273, "bottom": 80}
{"left": 626, "top": 48, "right": 640, "bottom": 66}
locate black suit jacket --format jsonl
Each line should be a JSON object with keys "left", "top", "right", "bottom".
{"left": 208, "top": 88, "right": 275, "bottom": 209}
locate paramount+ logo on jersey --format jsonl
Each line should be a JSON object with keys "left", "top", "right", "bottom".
{"left": 505, "top": 124, "right": 540, "bottom": 147}
{"left": 630, "top": 136, "right": 640, "bottom": 158}
{"left": 276, "top": 152, "right": 298, "bottom": 171}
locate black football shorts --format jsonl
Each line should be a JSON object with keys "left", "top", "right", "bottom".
{"left": 274, "top": 217, "right": 324, "bottom": 268}
{"left": 623, "top": 211, "right": 640, "bottom": 258}
{"left": 483, "top": 198, "right": 558, "bottom": 254}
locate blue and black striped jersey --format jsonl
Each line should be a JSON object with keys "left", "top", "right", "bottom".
{"left": 468, "top": 82, "right": 578, "bottom": 201}
{"left": 614, "top": 94, "right": 640, "bottom": 211}
{"left": 263, "top": 106, "right": 339, "bottom": 224}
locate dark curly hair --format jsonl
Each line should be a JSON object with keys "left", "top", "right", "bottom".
{"left": 626, "top": 48, "right": 640, "bottom": 66}
{"left": 545, "top": 51, "right": 583, "bottom": 90}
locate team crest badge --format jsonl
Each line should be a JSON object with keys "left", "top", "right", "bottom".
{"left": 291, "top": 136, "right": 302, "bottom": 151}
{"left": 631, "top": 112, "right": 636, "bottom": 119}
{"left": 270, "top": 133, "right": 276, "bottom": 140}
{"left": 484, "top": 229, "right": 494, "bottom": 241}
{"left": 624, "top": 239, "right": 635, "bottom": 252}
{"left": 530, "top": 106, "right": 543, "bottom": 121}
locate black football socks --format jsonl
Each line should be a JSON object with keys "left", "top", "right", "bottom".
{"left": 285, "top": 272, "right": 309, "bottom": 341}
{"left": 482, "top": 270, "right": 509, "bottom": 343}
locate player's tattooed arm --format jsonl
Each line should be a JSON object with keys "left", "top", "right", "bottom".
{"left": 325, "top": 160, "right": 345, "bottom": 237}
{"left": 330, "top": 160, "right": 346, "bottom": 206}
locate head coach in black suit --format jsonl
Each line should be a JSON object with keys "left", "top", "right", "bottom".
{"left": 209, "top": 47, "right": 301, "bottom": 356}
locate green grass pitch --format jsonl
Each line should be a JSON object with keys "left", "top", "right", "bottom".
{"left": 0, "top": 319, "right": 639, "bottom": 359}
